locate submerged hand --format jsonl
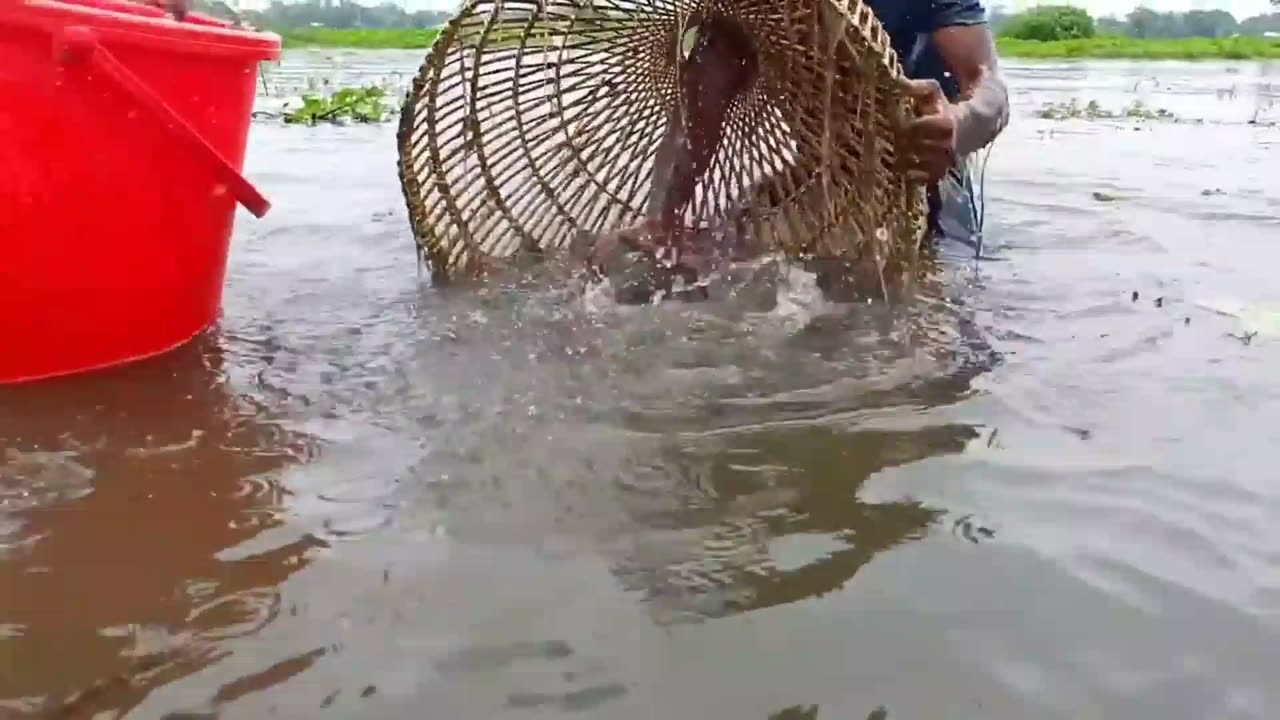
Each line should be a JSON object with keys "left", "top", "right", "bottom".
{"left": 897, "top": 77, "right": 959, "bottom": 185}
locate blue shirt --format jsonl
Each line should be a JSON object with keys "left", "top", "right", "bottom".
{"left": 863, "top": 0, "right": 990, "bottom": 238}
{"left": 865, "top": 0, "right": 989, "bottom": 101}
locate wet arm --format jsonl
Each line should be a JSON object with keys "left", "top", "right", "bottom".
{"left": 929, "top": 14, "right": 1010, "bottom": 155}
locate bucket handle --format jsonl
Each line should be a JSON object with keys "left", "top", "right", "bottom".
{"left": 54, "top": 25, "right": 272, "bottom": 218}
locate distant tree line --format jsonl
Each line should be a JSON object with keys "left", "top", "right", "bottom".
{"left": 991, "top": 4, "right": 1280, "bottom": 40}
{"left": 195, "top": 0, "right": 1280, "bottom": 37}
{"left": 195, "top": 0, "right": 453, "bottom": 29}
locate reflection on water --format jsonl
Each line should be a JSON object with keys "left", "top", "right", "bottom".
{"left": 611, "top": 422, "right": 977, "bottom": 623}
{"left": 4, "top": 51, "right": 1280, "bottom": 720}
{"left": 0, "top": 334, "right": 322, "bottom": 716}
{"left": 581, "top": 292, "right": 1000, "bottom": 622}
{"left": 394, "top": 273, "right": 996, "bottom": 625}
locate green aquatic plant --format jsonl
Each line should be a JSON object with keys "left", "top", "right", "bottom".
{"left": 1123, "top": 99, "right": 1175, "bottom": 120}
{"left": 283, "top": 85, "right": 389, "bottom": 125}
{"left": 1036, "top": 97, "right": 1175, "bottom": 121}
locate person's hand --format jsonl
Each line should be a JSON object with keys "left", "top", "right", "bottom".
{"left": 897, "top": 77, "right": 960, "bottom": 185}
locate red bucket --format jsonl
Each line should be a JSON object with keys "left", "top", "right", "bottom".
{"left": 0, "top": 0, "right": 279, "bottom": 384}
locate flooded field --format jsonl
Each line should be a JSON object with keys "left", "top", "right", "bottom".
{"left": 3, "top": 51, "right": 1279, "bottom": 719}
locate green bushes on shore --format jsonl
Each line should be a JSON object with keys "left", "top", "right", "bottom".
{"left": 1000, "top": 5, "right": 1096, "bottom": 41}
{"left": 279, "top": 27, "right": 442, "bottom": 49}
{"left": 996, "top": 34, "right": 1280, "bottom": 60}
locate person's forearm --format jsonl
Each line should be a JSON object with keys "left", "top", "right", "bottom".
{"left": 952, "top": 65, "right": 1010, "bottom": 156}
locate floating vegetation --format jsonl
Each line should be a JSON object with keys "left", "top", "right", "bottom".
{"left": 1036, "top": 97, "right": 1175, "bottom": 121}
{"left": 281, "top": 85, "right": 391, "bottom": 125}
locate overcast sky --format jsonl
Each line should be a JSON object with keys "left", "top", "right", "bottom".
{"left": 274, "top": 0, "right": 1277, "bottom": 19}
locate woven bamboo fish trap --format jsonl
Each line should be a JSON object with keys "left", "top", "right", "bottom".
{"left": 397, "top": 0, "right": 930, "bottom": 293}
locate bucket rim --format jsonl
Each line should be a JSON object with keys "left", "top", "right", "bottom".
{"left": 4, "top": 0, "right": 282, "bottom": 60}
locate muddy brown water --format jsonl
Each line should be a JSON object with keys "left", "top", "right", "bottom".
{"left": 2, "top": 51, "right": 1279, "bottom": 719}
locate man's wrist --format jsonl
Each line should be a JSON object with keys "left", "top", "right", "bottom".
{"left": 950, "top": 69, "right": 1010, "bottom": 156}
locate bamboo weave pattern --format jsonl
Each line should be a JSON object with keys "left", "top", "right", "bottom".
{"left": 397, "top": 0, "right": 930, "bottom": 286}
